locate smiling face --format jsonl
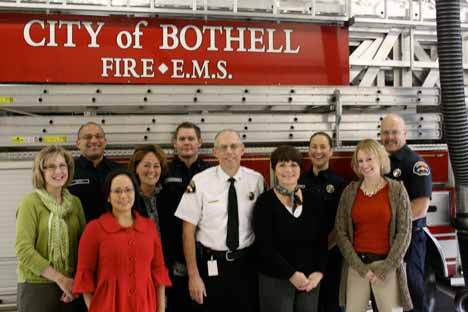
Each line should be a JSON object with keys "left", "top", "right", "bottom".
{"left": 309, "top": 134, "right": 333, "bottom": 171}
{"left": 275, "top": 160, "right": 300, "bottom": 189}
{"left": 213, "top": 131, "right": 244, "bottom": 173}
{"left": 380, "top": 115, "right": 407, "bottom": 153}
{"left": 136, "top": 152, "right": 161, "bottom": 189}
{"left": 356, "top": 149, "right": 381, "bottom": 179}
{"left": 108, "top": 174, "right": 135, "bottom": 215}
{"left": 173, "top": 127, "right": 202, "bottom": 160}
{"left": 43, "top": 154, "right": 68, "bottom": 192}
{"left": 76, "top": 124, "right": 107, "bottom": 162}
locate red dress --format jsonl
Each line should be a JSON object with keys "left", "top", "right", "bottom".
{"left": 73, "top": 212, "right": 171, "bottom": 312}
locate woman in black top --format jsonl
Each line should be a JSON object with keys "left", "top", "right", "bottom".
{"left": 254, "top": 145, "right": 328, "bottom": 312}
{"left": 299, "top": 132, "right": 346, "bottom": 312}
{"left": 128, "top": 144, "right": 167, "bottom": 232}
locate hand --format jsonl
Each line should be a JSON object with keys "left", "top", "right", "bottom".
{"left": 60, "top": 292, "right": 75, "bottom": 303}
{"left": 55, "top": 274, "right": 75, "bottom": 300}
{"left": 365, "top": 271, "right": 379, "bottom": 284}
{"left": 304, "top": 272, "right": 323, "bottom": 292}
{"left": 188, "top": 274, "right": 207, "bottom": 304}
{"left": 289, "top": 272, "right": 309, "bottom": 291}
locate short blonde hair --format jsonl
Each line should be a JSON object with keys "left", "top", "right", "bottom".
{"left": 351, "top": 139, "right": 390, "bottom": 178}
{"left": 32, "top": 145, "right": 75, "bottom": 189}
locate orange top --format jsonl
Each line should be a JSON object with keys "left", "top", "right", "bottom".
{"left": 352, "top": 184, "right": 391, "bottom": 255}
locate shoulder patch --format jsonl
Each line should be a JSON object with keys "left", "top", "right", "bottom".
{"left": 185, "top": 180, "right": 196, "bottom": 193}
{"left": 413, "top": 161, "right": 431, "bottom": 176}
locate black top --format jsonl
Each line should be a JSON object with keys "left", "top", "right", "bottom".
{"left": 68, "top": 155, "right": 121, "bottom": 222}
{"left": 299, "top": 168, "right": 346, "bottom": 234}
{"left": 253, "top": 188, "right": 328, "bottom": 280}
{"left": 387, "top": 144, "right": 432, "bottom": 227}
{"left": 158, "top": 157, "right": 210, "bottom": 266}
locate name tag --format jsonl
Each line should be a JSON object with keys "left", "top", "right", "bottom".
{"left": 207, "top": 259, "right": 218, "bottom": 277}
{"left": 164, "top": 177, "right": 183, "bottom": 183}
{"left": 69, "top": 179, "right": 90, "bottom": 186}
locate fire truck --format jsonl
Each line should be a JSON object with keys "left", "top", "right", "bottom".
{"left": 0, "top": 0, "right": 468, "bottom": 310}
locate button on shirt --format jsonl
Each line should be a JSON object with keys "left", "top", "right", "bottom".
{"left": 68, "top": 155, "right": 121, "bottom": 222}
{"left": 175, "top": 166, "right": 264, "bottom": 251}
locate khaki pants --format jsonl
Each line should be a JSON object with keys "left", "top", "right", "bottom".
{"left": 346, "top": 262, "right": 403, "bottom": 312}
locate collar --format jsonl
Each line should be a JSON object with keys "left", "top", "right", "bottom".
{"left": 305, "top": 168, "right": 331, "bottom": 180}
{"left": 77, "top": 155, "right": 112, "bottom": 170}
{"left": 216, "top": 165, "right": 243, "bottom": 182}
{"left": 98, "top": 211, "right": 148, "bottom": 233}
{"left": 390, "top": 144, "right": 410, "bottom": 161}
{"left": 173, "top": 156, "right": 205, "bottom": 170}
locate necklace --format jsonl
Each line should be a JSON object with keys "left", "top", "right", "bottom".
{"left": 360, "top": 179, "right": 385, "bottom": 197}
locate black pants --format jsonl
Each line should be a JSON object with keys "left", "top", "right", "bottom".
{"left": 197, "top": 248, "right": 258, "bottom": 312}
{"left": 17, "top": 283, "right": 85, "bottom": 312}
{"left": 405, "top": 229, "right": 427, "bottom": 312}
{"left": 319, "top": 246, "right": 343, "bottom": 312}
{"left": 259, "top": 273, "right": 320, "bottom": 312}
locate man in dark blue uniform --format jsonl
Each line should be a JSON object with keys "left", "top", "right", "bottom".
{"left": 299, "top": 132, "right": 346, "bottom": 312}
{"left": 68, "top": 122, "right": 121, "bottom": 222}
{"left": 158, "top": 122, "right": 210, "bottom": 312}
{"left": 381, "top": 113, "right": 432, "bottom": 312}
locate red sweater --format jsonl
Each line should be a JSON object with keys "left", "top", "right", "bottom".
{"left": 352, "top": 184, "right": 391, "bottom": 255}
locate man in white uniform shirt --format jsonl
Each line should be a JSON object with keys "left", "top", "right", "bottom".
{"left": 175, "top": 129, "right": 264, "bottom": 312}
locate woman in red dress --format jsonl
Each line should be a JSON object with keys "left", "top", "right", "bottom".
{"left": 73, "top": 169, "right": 171, "bottom": 312}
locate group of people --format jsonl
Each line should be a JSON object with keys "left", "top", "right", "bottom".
{"left": 15, "top": 113, "right": 432, "bottom": 312}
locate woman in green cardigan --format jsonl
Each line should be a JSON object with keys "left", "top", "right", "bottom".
{"left": 15, "top": 145, "right": 86, "bottom": 312}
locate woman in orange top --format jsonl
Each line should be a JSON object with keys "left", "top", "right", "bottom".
{"left": 335, "top": 139, "right": 412, "bottom": 312}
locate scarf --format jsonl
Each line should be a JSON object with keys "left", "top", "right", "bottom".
{"left": 274, "top": 183, "right": 304, "bottom": 212}
{"left": 35, "top": 188, "right": 75, "bottom": 275}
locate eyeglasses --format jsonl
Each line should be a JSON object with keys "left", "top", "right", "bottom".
{"left": 111, "top": 187, "right": 135, "bottom": 195}
{"left": 43, "top": 163, "right": 68, "bottom": 172}
{"left": 216, "top": 143, "right": 242, "bottom": 152}
{"left": 80, "top": 134, "right": 105, "bottom": 141}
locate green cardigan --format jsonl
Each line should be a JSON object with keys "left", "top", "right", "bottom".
{"left": 335, "top": 178, "right": 413, "bottom": 310}
{"left": 15, "top": 191, "right": 85, "bottom": 283}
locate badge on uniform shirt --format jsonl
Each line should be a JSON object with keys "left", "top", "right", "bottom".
{"left": 248, "top": 192, "right": 255, "bottom": 201}
{"left": 393, "top": 168, "right": 402, "bottom": 178}
{"left": 185, "top": 180, "right": 196, "bottom": 193}
{"left": 69, "top": 178, "right": 90, "bottom": 186}
{"left": 326, "top": 184, "right": 335, "bottom": 194}
{"left": 413, "top": 161, "right": 431, "bottom": 176}
{"left": 164, "top": 177, "right": 183, "bottom": 183}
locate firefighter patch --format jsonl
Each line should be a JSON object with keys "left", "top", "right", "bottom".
{"left": 413, "top": 161, "right": 431, "bottom": 176}
{"left": 186, "top": 180, "right": 196, "bottom": 193}
{"left": 393, "top": 168, "right": 402, "bottom": 178}
{"left": 326, "top": 184, "right": 335, "bottom": 194}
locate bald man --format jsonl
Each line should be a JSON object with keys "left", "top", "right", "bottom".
{"left": 380, "top": 113, "right": 432, "bottom": 312}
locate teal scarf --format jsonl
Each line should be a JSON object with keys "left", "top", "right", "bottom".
{"left": 35, "top": 188, "right": 74, "bottom": 275}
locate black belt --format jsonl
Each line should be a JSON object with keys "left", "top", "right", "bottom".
{"left": 197, "top": 243, "right": 249, "bottom": 262}
{"left": 357, "top": 252, "right": 387, "bottom": 264}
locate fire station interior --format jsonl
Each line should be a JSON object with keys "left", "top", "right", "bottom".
{"left": 1, "top": 0, "right": 468, "bottom": 311}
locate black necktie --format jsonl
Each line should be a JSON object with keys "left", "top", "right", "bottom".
{"left": 226, "top": 177, "right": 239, "bottom": 251}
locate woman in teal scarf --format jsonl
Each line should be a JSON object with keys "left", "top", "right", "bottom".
{"left": 15, "top": 145, "right": 86, "bottom": 312}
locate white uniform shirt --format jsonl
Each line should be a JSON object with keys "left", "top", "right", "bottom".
{"left": 175, "top": 165, "right": 264, "bottom": 251}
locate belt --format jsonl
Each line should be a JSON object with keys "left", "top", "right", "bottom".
{"left": 358, "top": 252, "right": 387, "bottom": 264}
{"left": 197, "top": 243, "right": 250, "bottom": 262}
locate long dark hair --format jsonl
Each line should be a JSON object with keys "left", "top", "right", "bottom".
{"left": 102, "top": 168, "right": 149, "bottom": 218}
